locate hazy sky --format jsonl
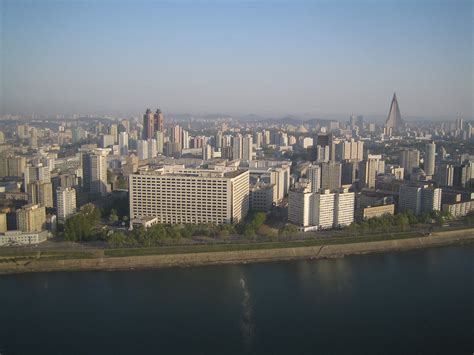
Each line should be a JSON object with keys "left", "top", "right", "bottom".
{"left": 1, "top": 0, "right": 472, "bottom": 119}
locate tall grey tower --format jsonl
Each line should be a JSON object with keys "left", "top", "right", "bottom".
{"left": 385, "top": 93, "right": 404, "bottom": 131}
{"left": 425, "top": 142, "right": 436, "bottom": 176}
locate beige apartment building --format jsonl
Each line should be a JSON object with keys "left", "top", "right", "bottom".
{"left": 16, "top": 204, "right": 46, "bottom": 232}
{"left": 129, "top": 166, "right": 249, "bottom": 225}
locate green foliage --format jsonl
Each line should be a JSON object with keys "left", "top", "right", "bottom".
{"left": 350, "top": 209, "right": 451, "bottom": 234}
{"left": 279, "top": 224, "right": 298, "bottom": 237}
{"left": 109, "top": 209, "right": 119, "bottom": 223}
{"left": 63, "top": 204, "right": 102, "bottom": 242}
{"left": 236, "top": 212, "right": 268, "bottom": 239}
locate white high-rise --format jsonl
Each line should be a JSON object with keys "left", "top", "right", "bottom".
{"left": 56, "top": 187, "right": 77, "bottom": 224}
{"left": 399, "top": 184, "right": 442, "bottom": 215}
{"left": 312, "top": 191, "right": 335, "bottom": 229}
{"left": 334, "top": 188, "right": 355, "bottom": 227}
{"left": 147, "top": 139, "right": 157, "bottom": 159}
{"left": 119, "top": 132, "right": 129, "bottom": 156}
{"left": 137, "top": 140, "right": 148, "bottom": 160}
{"left": 82, "top": 148, "right": 108, "bottom": 196}
{"left": 288, "top": 188, "right": 354, "bottom": 229}
{"left": 232, "top": 134, "right": 243, "bottom": 160}
{"left": 155, "top": 131, "right": 164, "bottom": 154}
{"left": 306, "top": 165, "right": 321, "bottom": 193}
{"left": 242, "top": 134, "right": 253, "bottom": 161}
{"left": 425, "top": 142, "right": 436, "bottom": 176}
{"left": 182, "top": 130, "right": 190, "bottom": 149}
{"left": 202, "top": 144, "right": 213, "bottom": 160}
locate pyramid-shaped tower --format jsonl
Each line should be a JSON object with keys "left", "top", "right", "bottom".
{"left": 385, "top": 93, "right": 404, "bottom": 130}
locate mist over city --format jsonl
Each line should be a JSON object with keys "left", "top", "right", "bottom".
{"left": 0, "top": 1, "right": 472, "bottom": 354}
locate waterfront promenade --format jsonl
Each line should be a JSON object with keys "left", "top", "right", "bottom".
{"left": 0, "top": 228, "right": 472, "bottom": 274}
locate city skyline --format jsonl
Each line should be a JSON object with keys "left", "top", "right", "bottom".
{"left": 1, "top": 0, "right": 472, "bottom": 119}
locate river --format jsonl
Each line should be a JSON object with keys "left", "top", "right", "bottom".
{"left": 0, "top": 245, "right": 472, "bottom": 354}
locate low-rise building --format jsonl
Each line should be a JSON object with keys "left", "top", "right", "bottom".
{"left": 131, "top": 216, "right": 159, "bottom": 230}
{"left": 0, "top": 230, "right": 49, "bottom": 246}
{"left": 442, "top": 201, "right": 474, "bottom": 218}
{"left": 358, "top": 204, "right": 395, "bottom": 221}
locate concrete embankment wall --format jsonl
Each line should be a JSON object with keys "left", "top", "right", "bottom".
{"left": 0, "top": 229, "right": 473, "bottom": 274}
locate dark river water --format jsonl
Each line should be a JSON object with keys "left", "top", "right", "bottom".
{"left": 0, "top": 245, "right": 473, "bottom": 354}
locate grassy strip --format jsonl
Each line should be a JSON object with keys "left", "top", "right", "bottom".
{"left": 0, "top": 250, "right": 95, "bottom": 262}
{"left": 104, "top": 231, "right": 424, "bottom": 258}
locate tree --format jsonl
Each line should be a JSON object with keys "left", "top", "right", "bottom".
{"left": 279, "top": 224, "right": 298, "bottom": 237}
{"left": 109, "top": 209, "right": 119, "bottom": 224}
{"left": 63, "top": 204, "right": 101, "bottom": 242}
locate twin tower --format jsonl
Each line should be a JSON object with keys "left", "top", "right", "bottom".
{"left": 143, "top": 108, "right": 164, "bottom": 140}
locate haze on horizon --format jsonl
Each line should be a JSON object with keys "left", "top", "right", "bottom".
{"left": 0, "top": 0, "right": 472, "bottom": 120}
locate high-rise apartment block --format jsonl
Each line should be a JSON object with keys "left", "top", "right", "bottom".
{"left": 435, "top": 164, "right": 454, "bottom": 186}
{"left": 424, "top": 142, "right": 436, "bottom": 176}
{"left": 16, "top": 204, "right": 46, "bottom": 232}
{"left": 306, "top": 165, "right": 321, "bottom": 193}
{"left": 400, "top": 148, "right": 420, "bottom": 178}
{"left": 129, "top": 166, "right": 249, "bottom": 225}
{"left": 232, "top": 134, "right": 243, "bottom": 160}
{"left": 0, "top": 155, "right": 26, "bottom": 178}
{"left": 119, "top": 132, "right": 129, "bottom": 155}
{"left": 398, "top": 184, "right": 442, "bottom": 215}
{"left": 24, "top": 164, "right": 51, "bottom": 193}
{"left": 28, "top": 181, "right": 53, "bottom": 208}
{"left": 288, "top": 188, "right": 354, "bottom": 229}
{"left": 82, "top": 148, "right": 108, "bottom": 196}
{"left": 143, "top": 109, "right": 154, "bottom": 140}
{"left": 56, "top": 187, "right": 77, "bottom": 224}
{"left": 336, "top": 139, "right": 364, "bottom": 161}
{"left": 242, "top": 134, "right": 253, "bottom": 161}
{"left": 155, "top": 131, "right": 164, "bottom": 154}
{"left": 154, "top": 109, "right": 164, "bottom": 133}
{"left": 360, "top": 154, "right": 384, "bottom": 189}
{"left": 320, "top": 161, "right": 342, "bottom": 190}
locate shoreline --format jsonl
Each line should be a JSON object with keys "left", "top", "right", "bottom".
{"left": 0, "top": 229, "right": 473, "bottom": 274}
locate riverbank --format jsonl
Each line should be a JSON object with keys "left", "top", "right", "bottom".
{"left": 0, "top": 228, "right": 473, "bottom": 274}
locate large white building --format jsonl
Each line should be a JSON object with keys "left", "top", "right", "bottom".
{"left": 82, "top": 148, "right": 108, "bottom": 196}
{"left": 399, "top": 184, "right": 442, "bottom": 215}
{"left": 360, "top": 154, "right": 385, "bottom": 189}
{"left": 336, "top": 139, "right": 364, "bottom": 161}
{"left": 335, "top": 189, "right": 355, "bottom": 228}
{"left": 56, "top": 187, "right": 77, "bottom": 224}
{"left": 313, "top": 191, "right": 336, "bottom": 229}
{"left": 306, "top": 165, "right": 321, "bottom": 193}
{"left": 129, "top": 166, "right": 250, "bottom": 225}
{"left": 288, "top": 187, "right": 354, "bottom": 230}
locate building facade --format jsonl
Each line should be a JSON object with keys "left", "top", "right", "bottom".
{"left": 16, "top": 204, "right": 46, "bottom": 232}
{"left": 129, "top": 167, "right": 249, "bottom": 225}
{"left": 57, "top": 187, "right": 77, "bottom": 224}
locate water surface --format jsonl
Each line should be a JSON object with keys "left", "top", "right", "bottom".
{"left": 0, "top": 245, "right": 472, "bottom": 354}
